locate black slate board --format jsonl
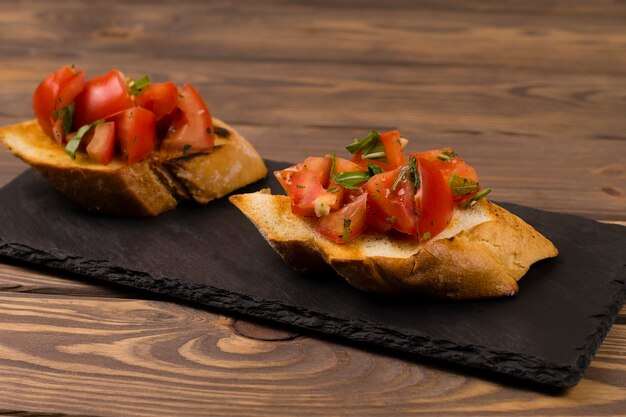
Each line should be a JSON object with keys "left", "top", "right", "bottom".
{"left": 1, "top": 161, "right": 625, "bottom": 388}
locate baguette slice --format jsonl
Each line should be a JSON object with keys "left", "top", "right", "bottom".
{"left": 0, "top": 118, "right": 267, "bottom": 216}
{"left": 230, "top": 190, "right": 558, "bottom": 299}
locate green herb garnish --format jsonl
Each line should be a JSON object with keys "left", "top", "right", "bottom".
{"left": 64, "top": 119, "right": 104, "bottom": 159}
{"left": 346, "top": 130, "right": 386, "bottom": 160}
{"left": 436, "top": 150, "right": 457, "bottom": 161}
{"left": 327, "top": 187, "right": 340, "bottom": 193}
{"left": 296, "top": 184, "right": 306, "bottom": 189}
{"left": 391, "top": 157, "right": 419, "bottom": 191}
{"left": 342, "top": 218, "right": 352, "bottom": 243}
{"left": 53, "top": 103, "right": 74, "bottom": 134}
{"left": 332, "top": 171, "right": 370, "bottom": 190}
{"left": 129, "top": 75, "right": 151, "bottom": 95}
{"left": 463, "top": 188, "right": 492, "bottom": 208}
{"left": 448, "top": 173, "right": 478, "bottom": 196}
{"left": 367, "top": 163, "right": 383, "bottom": 176}
{"left": 182, "top": 144, "right": 192, "bottom": 155}
{"left": 422, "top": 231, "right": 431, "bottom": 240}
{"left": 386, "top": 216, "right": 396, "bottom": 224}
{"left": 330, "top": 151, "right": 337, "bottom": 177}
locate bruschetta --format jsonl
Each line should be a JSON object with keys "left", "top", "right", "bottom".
{"left": 230, "top": 130, "right": 558, "bottom": 299}
{"left": 0, "top": 66, "right": 267, "bottom": 216}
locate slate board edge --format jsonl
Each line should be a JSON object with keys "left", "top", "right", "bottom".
{"left": 0, "top": 239, "right": 596, "bottom": 388}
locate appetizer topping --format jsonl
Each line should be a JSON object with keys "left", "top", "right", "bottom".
{"left": 33, "top": 66, "right": 215, "bottom": 165}
{"left": 275, "top": 131, "right": 490, "bottom": 244}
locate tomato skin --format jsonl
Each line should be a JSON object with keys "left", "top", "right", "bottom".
{"left": 412, "top": 148, "right": 479, "bottom": 183}
{"left": 160, "top": 83, "right": 213, "bottom": 153}
{"left": 364, "top": 167, "right": 418, "bottom": 235}
{"left": 415, "top": 158, "right": 454, "bottom": 240}
{"left": 86, "top": 122, "right": 116, "bottom": 165}
{"left": 73, "top": 70, "right": 134, "bottom": 128}
{"left": 135, "top": 82, "right": 178, "bottom": 121}
{"left": 33, "top": 66, "right": 86, "bottom": 137}
{"left": 110, "top": 107, "right": 157, "bottom": 164}
{"left": 317, "top": 193, "right": 368, "bottom": 243}
{"left": 289, "top": 157, "right": 333, "bottom": 216}
{"left": 379, "top": 130, "right": 406, "bottom": 169}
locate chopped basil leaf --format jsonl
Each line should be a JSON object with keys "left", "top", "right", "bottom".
{"left": 64, "top": 119, "right": 104, "bottom": 160}
{"left": 182, "top": 144, "right": 191, "bottom": 155}
{"left": 330, "top": 151, "right": 337, "bottom": 177}
{"left": 346, "top": 130, "right": 386, "bottom": 161}
{"left": 333, "top": 171, "right": 370, "bottom": 190}
{"left": 436, "top": 150, "right": 457, "bottom": 161}
{"left": 386, "top": 216, "right": 396, "bottom": 224}
{"left": 422, "top": 231, "right": 431, "bottom": 240}
{"left": 367, "top": 163, "right": 382, "bottom": 176}
{"left": 53, "top": 103, "right": 74, "bottom": 134}
{"left": 342, "top": 218, "right": 352, "bottom": 243}
{"left": 327, "top": 187, "right": 340, "bottom": 193}
{"left": 391, "top": 157, "right": 419, "bottom": 192}
{"left": 408, "top": 157, "right": 419, "bottom": 190}
{"left": 463, "top": 188, "right": 492, "bottom": 208}
{"left": 129, "top": 75, "right": 150, "bottom": 95}
{"left": 296, "top": 184, "right": 306, "bottom": 189}
{"left": 448, "top": 173, "right": 479, "bottom": 196}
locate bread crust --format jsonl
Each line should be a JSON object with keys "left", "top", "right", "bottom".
{"left": 229, "top": 191, "right": 558, "bottom": 299}
{"left": 0, "top": 119, "right": 267, "bottom": 216}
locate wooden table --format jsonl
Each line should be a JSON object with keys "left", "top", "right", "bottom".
{"left": 1, "top": 1, "right": 625, "bottom": 415}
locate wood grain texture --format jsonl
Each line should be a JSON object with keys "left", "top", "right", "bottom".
{"left": 0, "top": 292, "right": 624, "bottom": 417}
{"left": 0, "top": 0, "right": 625, "bottom": 415}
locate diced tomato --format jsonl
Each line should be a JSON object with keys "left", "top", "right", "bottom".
{"left": 51, "top": 118, "right": 65, "bottom": 145}
{"left": 415, "top": 158, "right": 454, "bottom": 240}
{"left": 160, "top": 83, "right": 213, "bottom": 153}
{"left": 334, "top": 156, "right": 364, "bottom": 173}
{"left": 135, "top": 82, "right": 178, "bottom": 121}
{"left": 364, "top": 167, "right": 418, "bottom": 235}
{"left": 86, "top": 122, "right": 116, "bottom": 165}
{"left": 317, "top": 193, "right": 368, "bottom": 243}
{"left": 73, "top": 69, "right": 135, "bottom": 128}
{"left": 110, "top": 107, "right": 157, "bottom": 164}
{"left": 412, "top": 147, "right": 479, "bottom": 184}
{"left": 33, "top": 66, "right": 86, "bottom": 137}
{"left": 379, "top": 130, "right": 406, "bottom": 169}
{"left": 351, "top": 151, "right": 391, "bottom": 172}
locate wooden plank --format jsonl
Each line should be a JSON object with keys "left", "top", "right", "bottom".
{"left": 0, "top": 292, "right": 624, "bottom": 417}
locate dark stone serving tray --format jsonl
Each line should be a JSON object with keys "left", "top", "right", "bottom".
{"left": 1, "top": 161, "right": 624, "bottom": 388}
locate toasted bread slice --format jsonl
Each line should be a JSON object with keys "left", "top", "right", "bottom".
{"left": 229, "top": 190, "right": 558, "bottom": 299}
{"left": 0, "top": 119, "right": 267, "bottom": 216}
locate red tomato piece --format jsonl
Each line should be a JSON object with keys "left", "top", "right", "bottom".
{"left": 33, "top": 66, "right": 86, "bottom": 137}
{"left": 135, "top": 82, "right": 179, "bottom": 121}
{"left": 110, "top": 107, "right": 157, "bottom": 164}
{"left": 364, "top": 167, "right": 418, "bottom": 235}
{"left": 86, "top": 122, "right": 116, "bottom": 165}
{"left": 317, "top": 193, "right": 368, "bottom": 243}
{"left": 160, "top": 83, "right": 214, "bottom": 153}
{"left": 289, "top": 157, "right": 334, "bottom": 217}
{"left": 412, "top": 147, "right": 479, "bottom": 183}
{"left": 73, "top": 69, "right": 135, "bottom": 128}
{"left": 379, "top": 130, "right": 406, "bottom": 169}
{"left": 415, "top": 158, "right": 454, "bottom": 240}
{"left": 351, "top": 151, "right": 391, "bottom": 172}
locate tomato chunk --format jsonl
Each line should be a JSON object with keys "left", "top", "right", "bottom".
{"left": 110, "top": 107, "right": 157, "bottom": 164}
{"left": 412, "top": 148, "right": 479, "bottom": 183}
{"left": 73, "top": 69, "right": 134, "bottom": 128}
{"left": 379, "top": 130, "right": 406, "bottom": 169}
{"left": 33, "top": 66, "right": 86, "bottom": 137}
{"left": 86, "top": 122, "right": 116, "bottom": 165}
{"left": 317, "top": 193, "right": 368, "bottom": 243}
{"left": 160, "top": 83, "right": 213, "bottom": 153}
{"left": 135, "top": 82, "right": 179, "bottom": 121}
{"left": 415, "top": 158, "right": 454, "bottom": 240}
{"left": 364, "top": 167, "right": 418, "bottom": 235}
